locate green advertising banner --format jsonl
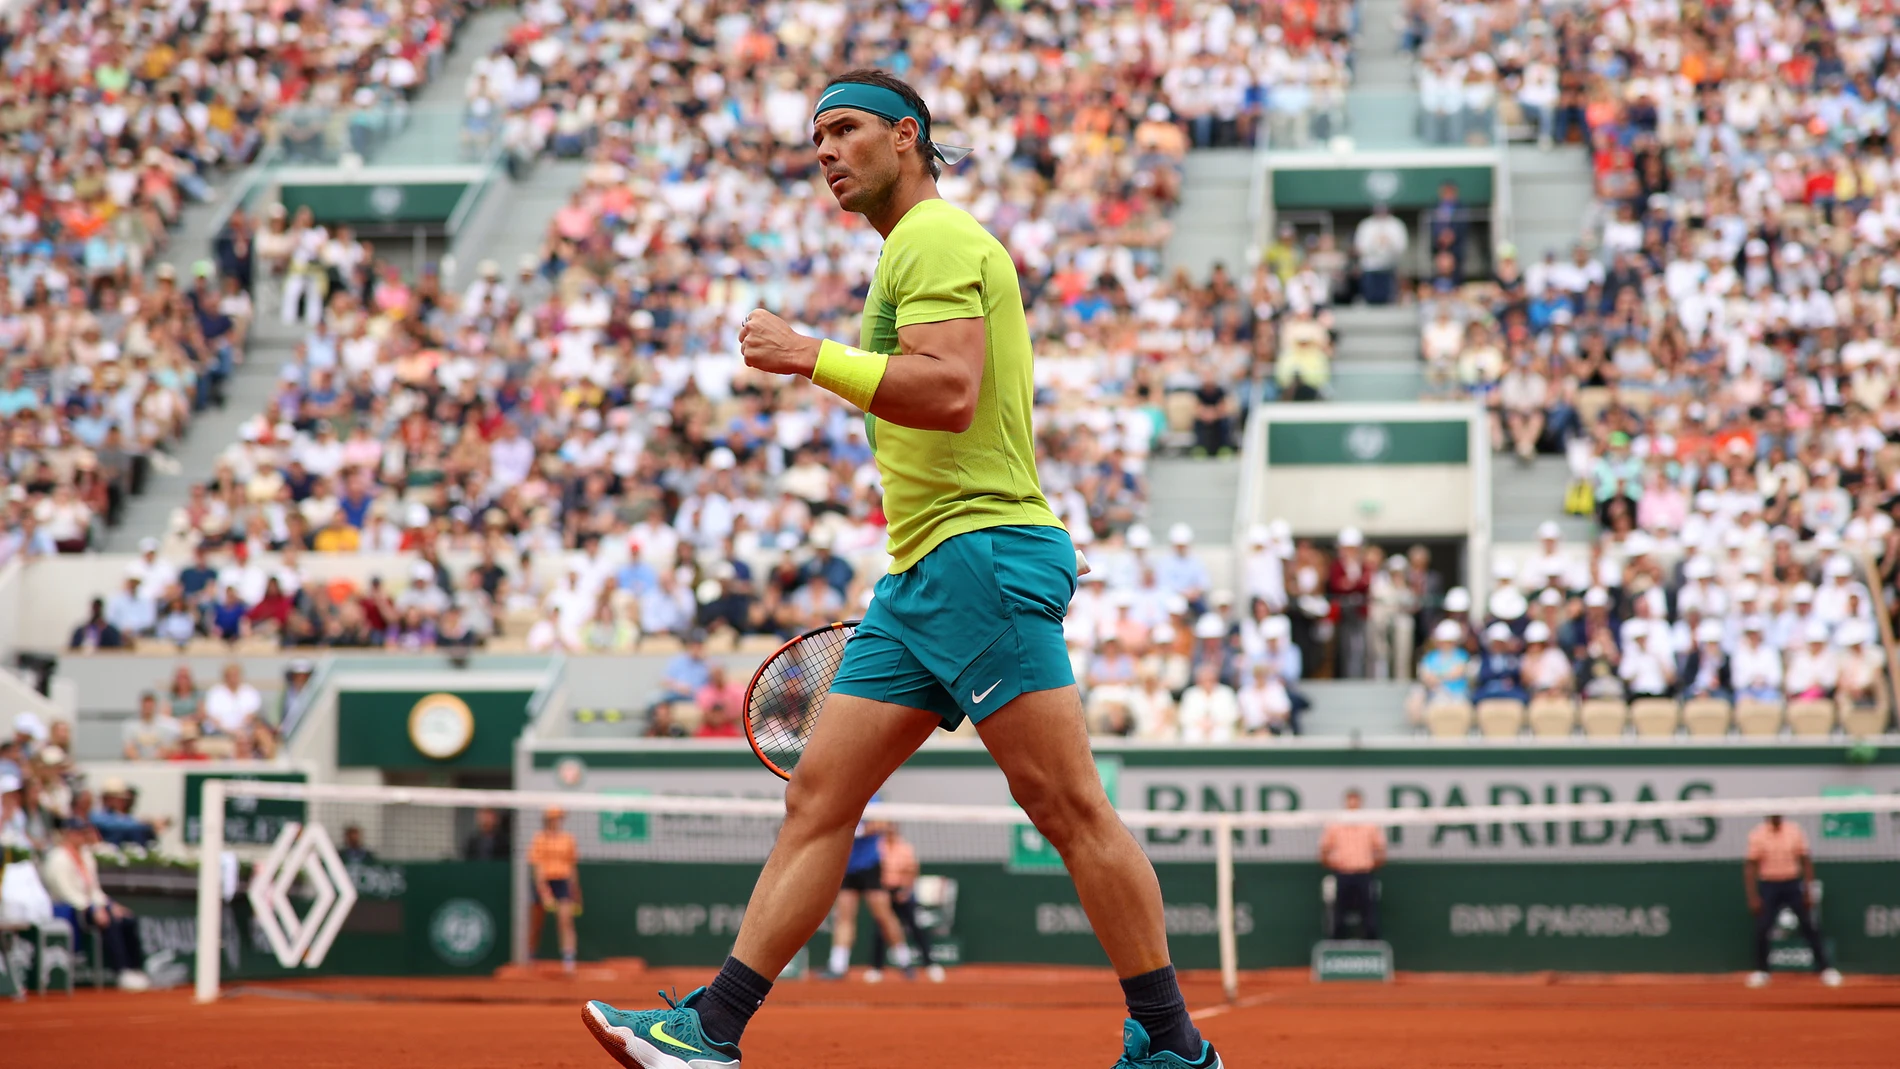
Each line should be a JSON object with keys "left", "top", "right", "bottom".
{"left": 557, "top": 858, "right": 1900, "bottom": 974}
{"left": 1267, "top": 420, "right": 1471, "bottom": 466}
{"left": 113, "top": 860, "right": 511, "bottom": 988}
{"left": 279, "top": 182, "right": 469, "bottom": 225}
{"left": 183, "top": 771, "right": 308, "bottom": 845}
{"left": 336, "top": 689, "right": 534, "bottom": 770}
{"left": 1272, "top": 165, "right": 1493, "bottom": 210}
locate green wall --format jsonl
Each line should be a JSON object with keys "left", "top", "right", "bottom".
{"left": 1267, "top": 420, "right": 1470, "bottom": 466}
{"left": 1273, "top": 166, "right": 1492, "bottom": 210}
{"left": 279, "top": 182, "right": 468, "bottom": 225}
{"left": 337, "top": 689, "right": 533, "bottom": 770}
{"left": 557, "top": 859, "right": 1900, "bottom": 974}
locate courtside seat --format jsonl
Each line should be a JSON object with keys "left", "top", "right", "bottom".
{"left": 1734, "top": 700, "right": 1785, "bottom": 737}
{"left": 1579, "top": 698, "right": 1628, "bottom": 739}
{"left": 1164, "top": 391, "right": 1197, "bottom": 433}
{"left": 1841, "top": 700, "right": 1893, "bottom": 738}
{"left": 1426, "top": 701, "right": 1474, "bottom": 739}
{"left": 640, "top": 634, "right": 685, "bottom": 655}
{"left": 1527, "top": 697, "right": 1577, "bottom": 738}
{"left": 738, "top": 634, "right": 785, "bottom": 655}
{"left": 1629, "top": 698, "right": 1681, "bottom": 738}
{"left": 1681, "top": 698, "right": 1733, "bottom": 737}
{"left": 1475, "top": 698, "right": 1526, "bottom": 739}
{"left": 1786, "top": 700, "right": 1838, "bottom": 738}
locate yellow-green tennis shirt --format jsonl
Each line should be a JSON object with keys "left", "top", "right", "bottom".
{"left": 859, "top": 198, "right": 1063, "bottom": 573}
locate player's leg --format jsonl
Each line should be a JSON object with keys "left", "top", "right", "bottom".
{"left": 862, "top": 889, "right": 913, "bottom": 972}
{"left": 529, "top": 896, "right": 547, "bottom": 962}
{"left": 1750, "top": 882, "right": 1783, "bottom": 984}
{"left": 893, "top": 890, "right": 935, "bottom": 971}
{"left": 582, "top": 673, "right": 943, "bottom": 1066}
{"left": 556, "top": 900, "right": 578, "bottom": 972}
{"left": 1784, "top": 885, "right": 1837, "bottom": 978}
{"left": 977, "top": 686, "right": 1213, "bottom": 1065}
{"left": 824, "top": 888, "right": 862, "bottom": 978}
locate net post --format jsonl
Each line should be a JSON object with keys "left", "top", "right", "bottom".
{"left": 1215, "top": 813, "right": 1239, "bottom": 1002}
{"left": 194, "top": 778, "right": 227, "bottom": 1003}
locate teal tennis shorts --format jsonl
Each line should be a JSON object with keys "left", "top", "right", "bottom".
{"left": 830, "top": 524, "right": 1077, "bottom": 729}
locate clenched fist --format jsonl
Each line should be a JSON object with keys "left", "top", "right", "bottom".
{"left": 740, "top": 309, "right": 821, "bottom": 378}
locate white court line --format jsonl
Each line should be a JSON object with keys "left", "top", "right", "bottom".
{"left": 1191, "top": 991, "right": 1280, "bottom": 1021}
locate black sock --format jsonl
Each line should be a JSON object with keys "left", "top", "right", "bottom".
{"left": 1121, "top": 965, "right": 1204, "bottom": 1061}
{"left": 696, "top": 955, "right": 774, "bottom": 1047}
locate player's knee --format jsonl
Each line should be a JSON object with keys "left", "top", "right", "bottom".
{"left": 782, "top": 773, "right": 862, "bottom": 837}
{"left": 1012, "top": 779, "right": 1113, "bottom": 852}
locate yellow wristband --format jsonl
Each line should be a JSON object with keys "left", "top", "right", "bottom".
{"left": 811, "top": 339, "right": 890, "bottom": 411}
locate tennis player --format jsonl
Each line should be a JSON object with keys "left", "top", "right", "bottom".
{"left": 583, "top": 69, "right": 1219, "bottom": 1069}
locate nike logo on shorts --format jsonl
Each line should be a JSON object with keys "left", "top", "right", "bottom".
{"left": 972, "top": 680, "right": 1002, "bottom": 703}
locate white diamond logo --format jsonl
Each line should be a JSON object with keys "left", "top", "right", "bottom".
{"left": 247, "top": 822, "right": 358, "bottom": 968}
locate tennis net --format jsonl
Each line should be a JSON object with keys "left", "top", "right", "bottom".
{"left": 192, "top": 781, "right": 1900, "bottom": 1000}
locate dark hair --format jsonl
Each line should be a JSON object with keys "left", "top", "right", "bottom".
{"left": 824, "top": 68, "right": 941, "bottom": 180}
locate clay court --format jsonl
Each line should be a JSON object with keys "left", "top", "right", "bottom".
{"left": 11, "top": 964, "right": 1899, "bottom": 1068}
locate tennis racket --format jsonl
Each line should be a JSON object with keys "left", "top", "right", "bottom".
{"left": 743, "top": 620, "right": 860, "bottom": 780}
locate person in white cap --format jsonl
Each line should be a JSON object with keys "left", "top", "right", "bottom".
{"left": 1473, "top": 622, "right": 1528, "bottom": 702}
{"left": 1241, "top": 522, "right": 1290, "bottom": 613}
{"left": 1156, "top": 524, "right": 1209, "bottom": 608}
{"left": 1680, "top": 619, "right": 1732, "bottom": 701}
{"left": 1520, "top": 621, "right": 1574, "bottom": 698}
{"left": 11, "top": 712, "right": 48, "bottom": 762}
{"left": 1527, "top": 521, "right": 1568, "bottom": 588}
{"left": 1784, "top": 620, "right": 1840, "bottom": 702}
{"left": 1617, "top": 622, "right": 1676, "bottom": 699}
{"left": 1486, "top": 559, "right": 1528, "bottom": 627}
{"left": 1410, "top": 619, "right": 1474, "bottom": 723}
{"left": 1836, "top": 622, "right": 1884, "bottom": 708}
{"left": 127, "top": 537, "right": 178, "bottom": 600}
{"left": 1330, "top": 528, "right": 1371, "bottom": 678}
{"left": 1732, "top": 618, "right": 1784, "bottom": 703}
{"left": 1177, "top": 660, "right": 1240, "bottom": 743}
{"left": 1813, "top": 556, "right": 1870, "bottom": 627}
{"left": 1368, "top": 555, "right": 1419, "bottom": 680}
{"left": 1438, "top": 586, "right": 1474, "bottom": 652}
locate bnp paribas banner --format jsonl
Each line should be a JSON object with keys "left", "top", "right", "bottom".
{"left": 524, "top": 743, "right": 1900, "bottom": 863}
{"left": 523, "top": 743, "right": 1900, "bottom": 974}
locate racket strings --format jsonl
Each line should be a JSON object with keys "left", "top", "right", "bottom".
{"left": 746, "top": 624, "right": 855, "bottom": 774}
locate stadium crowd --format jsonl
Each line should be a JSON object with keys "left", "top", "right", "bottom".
{"left": 0, "top": 0, "right": 473, "bottom": 561}
{"left": 62, "top": 0, "right": 1361, "bottom": 681}
{"left": 1386, "top": 0, "right": 1900, "bottom": 731}
{"left": 1, "top": 710, "right": 174, "bottom": 989}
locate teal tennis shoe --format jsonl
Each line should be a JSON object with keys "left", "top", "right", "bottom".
{"left": 1114, "top": 1020, "right": 1222, "bottom": 1069}
{"left": 582, "top": 988, "right": 742, "bottom": 1069}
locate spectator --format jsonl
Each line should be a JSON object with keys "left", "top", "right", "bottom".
{"left": 1732, "top": 620, "right": 1784, "bottom": 704}
{"left": 1411, "top": 620, "right": 1474, "bottom": 723}
{"left": 1236, "top": 661, "right": 1296, "bottom": 736}
{"left": 1520, "top": 621, "right": 1574, "bottom": 698}
{"left": 464, "top": 808, "right": 513, "bottom": 862}
{"left": 69, "top": 599, "right": 128, "bottom": 651}
{"left": 1329, "top": 528, "right": 1372, "bottom": 678}
{"left": 40, "top": 819, "right": 151, "bottom": 991}
{"left": 1473, "top": 622, "right": 1528, "bottom": 703}
{"left": 339, "top": 826, "right": 376, "bottom": 865}
{"left": 122, "top": 693, "right": 181, "bottom": 761}
{"left": 1178, "top": 662, "right": 1240, "bottom": 743}
{"left": 89, "top": 780, "right": 167, "bottom": 847}
{"left": 203, "top": 663, "right": 267, "bottom": 750}
{"left": 1354, "top": 204, "right": 1408, "bottom": 305}
{"left": 1785, "top": 621, "right": 1840, "bottom": 703}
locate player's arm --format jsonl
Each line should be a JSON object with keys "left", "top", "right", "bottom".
{"left": 1371, "top": 828, "right": 1388, "bottom": 869}
{"left": 739, "top": 311, "right": 984, "bottom": 433}
{"left": 1743, "top": 856, "right": 1761, "bottom": 913}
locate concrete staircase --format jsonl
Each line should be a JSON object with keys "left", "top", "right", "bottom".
{"left": 104, "top": 10, "right": 521, "bottom": 550}
{"left": 1505, "top": 143, "right": 1596, "bottom": 265}
{"left": 1351, "top": 0, "right": 1412, "bottom": 92}
{"left": 1300, "top": 679, "right": 1412, "bottom": 738}
{"left": 1327, "top": 304, "right": 1423, "bottom": 402}
{"left": 445, "top": 158, "right": 589, "bottom": 287}
{"left": 1141, "top": 456, "right": 1241, "bottom": 548}
{"left": 1491, "top": 454, "right": 1593, "bottom": 543}
{"left": 1162, "top": 149, "right": 1255, "bottom": 284}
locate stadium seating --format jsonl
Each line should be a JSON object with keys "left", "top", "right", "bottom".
{"left": 1578, "top": 699, "right": 1628, "bottom": 740}
{"left": 1426, "top": 701, "right": 1474, "bottom": 740}
{"left": 1526, "top": 697, "right": 1577, "bottom": 738}
{"left": 1680, "top": 699, "right": 1734, "bottom": 739}
{"left": 1475, "top": 698, "right": 1525, "bottom": 739}
{"left": 1734, "top": 702, "right": 1786, "bottom": 739}
{"left": 1628, "top": 699, "right": 1680, "bottom": 740}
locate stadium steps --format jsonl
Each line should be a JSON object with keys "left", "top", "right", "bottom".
{"left": 1326, "top": 305, "right": 1423, "bottom": 400}
{"left": 1300, "top": 679, "right": 1413, "bottom": 737}
{"left": 447, "top": 157, "right": 592, "bottom": 278}
{"left": 1163, "top": 148, "right": 1256, "bottom": 283}
{"left": 1504, "top": 143, "right": 1595, "bottom": 264}
{"left": 1141, "top": 456, "right": 1241, "bottom": 548}
{"left": 372, "top": 7, "right": 520, "bottom": 166}
{"left": 1351, "top": 0, "right": 1413, "bottom": 93}
{"left": 1491, "top": 455, "right": 1595, "bottom": 543}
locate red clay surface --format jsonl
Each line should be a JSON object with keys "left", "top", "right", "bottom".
{"left": 9, "top": 964, "right": 1900, "bottom": 1068}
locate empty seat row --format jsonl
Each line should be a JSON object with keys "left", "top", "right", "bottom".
{"left": 1425, "top": 696, "right": 1893, "bottom": 741}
